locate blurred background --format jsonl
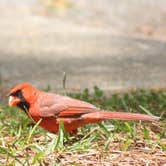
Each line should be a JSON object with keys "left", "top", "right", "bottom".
{"left": 0, "top": 0, "right": 166, "bottom": 92}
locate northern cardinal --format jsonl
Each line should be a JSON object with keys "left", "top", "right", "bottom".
{"left": 8, "top": 83, "right": 159, "bottom": 133}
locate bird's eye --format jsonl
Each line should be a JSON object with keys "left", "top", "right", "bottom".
{"left": 10, "top": 90, "right": 22, "bottom": 97}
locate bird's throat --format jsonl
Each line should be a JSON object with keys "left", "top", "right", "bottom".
{"left": 17, "top": 101, "right": 30, "bottom": 113}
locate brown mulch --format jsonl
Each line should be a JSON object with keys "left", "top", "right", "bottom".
{"left": 47, "top": 148, "right": 166, "bottom": 166}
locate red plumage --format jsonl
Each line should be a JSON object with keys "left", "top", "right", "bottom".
{"left": 8, "top": 83, "right": 159, "bottom": 133}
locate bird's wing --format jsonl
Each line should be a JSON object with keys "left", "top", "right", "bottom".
{"left": 37, "top": 92, "right": 97, "bottom": 118}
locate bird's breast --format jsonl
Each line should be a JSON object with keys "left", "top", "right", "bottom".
{"left": 31, "top": 116, "right": 59, "bottom": 133}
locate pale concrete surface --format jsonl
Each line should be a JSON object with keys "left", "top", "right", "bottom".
{"left": 0, "top": 0, "right": 166, "bottom": 92}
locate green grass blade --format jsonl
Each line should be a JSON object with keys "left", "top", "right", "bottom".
{"left": 0, "top": 147, "right": 22, "bottom": 164}
{"left": 97, "top": 122, "right": 110, "bottom": 136}
{"left": 27, "top": 119, "right": 42, "bottom": 143}
{"left": 139, "top": 105, "right": 154, "bottom": 116}
{"left": 122, "top": 139, "right": 132, "bottom": 151}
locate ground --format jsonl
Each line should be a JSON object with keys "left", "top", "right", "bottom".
{"left": 0, "top": 87, "right": 165, "bottom": 165}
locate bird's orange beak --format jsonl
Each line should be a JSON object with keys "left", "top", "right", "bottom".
{"left": 8, "top": 96, "right": 21, "bottom": 107}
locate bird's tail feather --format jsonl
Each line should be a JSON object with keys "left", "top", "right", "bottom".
{"left": 82, "top": 111, "right": 159, "bottom": 123}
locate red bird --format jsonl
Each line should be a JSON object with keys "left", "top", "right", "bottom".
{"left": 8, "top": 83, "right": 159, "bottom": 134}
